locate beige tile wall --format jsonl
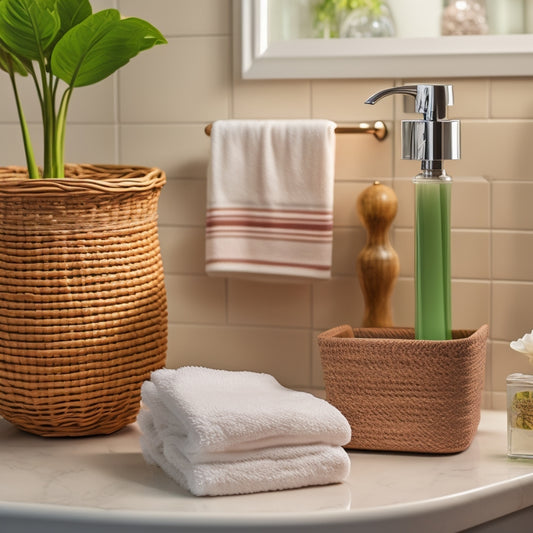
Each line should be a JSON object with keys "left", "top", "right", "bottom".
{"left": 1, "top": 1, "right": 532, "bottom": 407}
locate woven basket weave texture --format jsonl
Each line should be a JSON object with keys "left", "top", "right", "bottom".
{"left": 318, "top": 324, "right": 488, "bottom": 453}
{"left": 0, "top": 164, "right": 168, "bottom": 436}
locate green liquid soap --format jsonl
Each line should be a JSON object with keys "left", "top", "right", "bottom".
{"left": 414, "top": 179, "right": 452, "bottom": 340}
{"left": 363, "top": 83, "right": 459, "bottom": 341}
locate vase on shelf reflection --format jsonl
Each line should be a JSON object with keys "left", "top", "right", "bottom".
{"left": 340, "top": 1, "right": 396, "bottom": 38}
{"left": 441, "top": 0, "right": 488, "bottom": 36}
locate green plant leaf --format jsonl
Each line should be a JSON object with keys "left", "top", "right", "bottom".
{"left": 120, "top": 17, "right": 168, "bottom": 52}
{"left": 0, "top": 41, "right": 28, "bottom": 76}
{"left": 55, "top": 0, "right": 91, "bottom": 41}
{"left": 51, "top": 8, "right": 167, "bottom": 88}
{"left": 0, "top": 0, "right": 61, "bottom": 60}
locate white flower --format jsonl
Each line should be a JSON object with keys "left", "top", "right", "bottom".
{"left": 510, "top": 330, "right": 533, "bottom": 365}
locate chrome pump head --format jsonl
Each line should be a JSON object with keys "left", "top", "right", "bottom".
{"left": 365, "top": 84, "right": 460, "bottom": 172}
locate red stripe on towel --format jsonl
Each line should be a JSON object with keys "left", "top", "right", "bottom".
{"left": 206, "top": 219, "right": 333, "bottom": 232}
{"left": 205, "top": 232, "right": 331, "bottom": 244}
{"left": 205, "top": 258, "right": 331, "bottom": 271}
{"left": 207, "top": 207, "right": 333, "bottom": 216}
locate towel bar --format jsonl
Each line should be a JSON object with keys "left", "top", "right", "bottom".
{"left": 204, "top": 120, "right": 387, "bottom": 141}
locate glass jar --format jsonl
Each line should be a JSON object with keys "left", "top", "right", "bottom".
{"left": 507, "top": 373, "right": 533, "bottom": 458}
{"left": 340, "top": 1, "right": 396, "bottom": 38}
{"left": 441, "top": 0, "right": 488, "bottom": 36}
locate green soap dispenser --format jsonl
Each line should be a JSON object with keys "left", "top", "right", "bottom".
{"left": 365, "top": 84, "right": 461, "bottom": 340}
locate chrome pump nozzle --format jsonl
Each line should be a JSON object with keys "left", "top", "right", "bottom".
{"left": 365, "top": 84, "right": 460, "bottom": 167}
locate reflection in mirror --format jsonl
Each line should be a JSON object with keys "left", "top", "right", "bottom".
{"left": 240, "top": 0, "right": 533, "bottom": 79}
{"left": 267, "top": 0, "right": 533, "bottom": 43}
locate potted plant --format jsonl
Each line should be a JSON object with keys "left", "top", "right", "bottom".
{"left": 0, "top": 0, "right": 168, "bottom": 437}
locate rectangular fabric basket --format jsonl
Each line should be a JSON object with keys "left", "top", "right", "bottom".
{"left": 317, "top": 324, "right": 488, "bottom": 454}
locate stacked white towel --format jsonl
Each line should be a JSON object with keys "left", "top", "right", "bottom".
{"left": 138, "top": 366, "right": 351, "bottom": 496}
{"left": 205, "top": 119, "right": 337, "bottom": 281}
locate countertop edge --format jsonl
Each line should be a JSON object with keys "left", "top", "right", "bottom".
{"left": 1, "top": 471, "right": 533, "bottom": 532}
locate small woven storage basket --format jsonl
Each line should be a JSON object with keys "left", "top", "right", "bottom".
{"left": 318, "top": 324, "right": 488, "bottom": 453}
{"left": 0, "top": 164, "right": 167, "bottom": 437}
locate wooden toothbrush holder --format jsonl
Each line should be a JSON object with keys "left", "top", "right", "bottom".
{"left": 317, "top": 324, "right": 488, "bottom": 454}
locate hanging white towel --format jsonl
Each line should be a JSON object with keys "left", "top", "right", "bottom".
{"left": 205, "top": 119, "right": 336, "bottom": 281}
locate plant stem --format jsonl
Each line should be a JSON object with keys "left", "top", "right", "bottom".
{"left": 55, "top": 86, "right": 73, "bottom": 176}
{"left": 37, "top": 58, "right": 57, "bottom": 178}
{"left": 48, "top": 65, "right": 64, "bottom": 178}
{"left": 9, "top": 72, "right": 40, "bottom": 179}
{"left": 27, "top": 64, "right": 43, "bottom": 109}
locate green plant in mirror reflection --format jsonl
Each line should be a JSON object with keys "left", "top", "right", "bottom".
{"left": 314, "top": 0, "right": 384, "bottom": 37}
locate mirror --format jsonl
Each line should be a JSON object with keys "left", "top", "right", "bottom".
{"left": 239, "top": 0, "right": 533, "bottom": 79}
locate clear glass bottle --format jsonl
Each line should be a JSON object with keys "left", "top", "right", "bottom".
{"left": 441, "top": 0, "right": 488, "bottom": 35}
{"left": 340, "top": 1, "right": 396, "bottom": 38}
{"left": 507, "top": 373, "right": 533, "bottom": 458}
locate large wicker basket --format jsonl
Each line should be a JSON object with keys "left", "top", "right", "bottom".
{"left": 0, "top": 164, "right": 168, "bottom": 437}
{"left": 318, "top": 324, "right": 488, "bottom": 453}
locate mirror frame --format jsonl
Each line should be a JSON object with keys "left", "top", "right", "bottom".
{"left": 239, "top": 0, "right": 533, "bottom": 79}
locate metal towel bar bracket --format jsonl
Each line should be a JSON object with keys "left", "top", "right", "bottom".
{"left": 204, "top": 120, "right": 387, "bottom": 141}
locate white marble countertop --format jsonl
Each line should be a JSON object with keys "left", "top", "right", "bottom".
{"left": 1, "top": 410, "right": 533, "bottom": 533}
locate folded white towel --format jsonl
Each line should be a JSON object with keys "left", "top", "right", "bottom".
{"left": 141, "top": 366, "right": 351, "bottom": 462}
{"left": 139, "top": 409, "right": 350, "bottom": 497}
{"left": 137, "top": 367, "right": 352, "bottom": 496}
{"left": 205, "top": 119, "right": 336, "bottom": 281}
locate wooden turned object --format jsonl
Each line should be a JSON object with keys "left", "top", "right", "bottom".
{"left": 356, "top": 181, "right": 400, "bottom": 327}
